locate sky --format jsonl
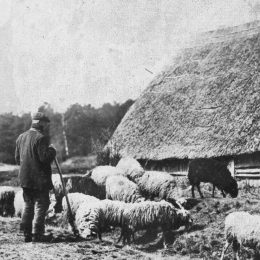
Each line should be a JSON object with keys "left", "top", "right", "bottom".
{"left": 0, "top": 0, "right": 259, "bottom": 113}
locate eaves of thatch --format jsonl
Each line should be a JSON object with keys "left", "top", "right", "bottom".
{"left": 108, "top": 21, "right": 260, "bottom": 161}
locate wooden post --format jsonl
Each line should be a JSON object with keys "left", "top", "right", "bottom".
{"left": 228, "top": 159, "right": 235, "bottom": 177}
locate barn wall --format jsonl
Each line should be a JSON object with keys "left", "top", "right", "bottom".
{"left": 139, "top": 152, "right": 260, "bottom": 178}
{"left": 235, "top": 152, "right": 260, "bottom": 168}
{"left": 139, "top": 158, "right": 189, "bottom": 173}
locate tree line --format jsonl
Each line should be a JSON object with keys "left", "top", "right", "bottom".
{"left": 0, "top": 100, "right": 134, "bottom": 164}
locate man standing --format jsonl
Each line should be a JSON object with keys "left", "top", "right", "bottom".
{"left": 15, "top": 112, "right": 56, "bottom": 242}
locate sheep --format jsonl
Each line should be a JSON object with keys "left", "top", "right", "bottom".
{"left": 105, "top": 175, "right": 145, "bottom": 203}
{"left": 52, "top": 173, "right": 101, "bottom": 212}
{"left": 90, "top": 166, "right": 124, "bottom": 198}
{"left": 116, "top": 157, "right": 145, "bottom": 183}
{"left": 14, "top": 189, "right": 23, "bottom": 217}
{"left": 221, "top": 211, "right": 260, "bottom": 260}
{"left": 121, "top": 200, "right": 192, "bottom": 247}
{"left": 62, "top": 192, "right": 100, "bottom": 219}
{"left": 14, "top": 189, "right": 57, "bottom": 220}
{"left": 66, "top": 174, "right": 101, "bottom": 198}
{"left": 188, "top": 158, "right": 238, "bottom": 198}
{"left": 137, "top": 171, "right": 182, "bottom": 207}
{"left": 91, "top": 166, "right": 123, "bottom": 187}
{"left": 0, "top": 186, "right": 15, "bottom": 217}
{"left": 75, "top": 199, "right": 127, "bottom": 241}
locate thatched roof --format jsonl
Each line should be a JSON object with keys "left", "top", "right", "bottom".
{"left": 108, "top": 21, "right": 260, "bottom": 160}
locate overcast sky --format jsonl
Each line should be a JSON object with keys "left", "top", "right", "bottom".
{"left": 0, "top": 0, "right": 259, "bottom": 113}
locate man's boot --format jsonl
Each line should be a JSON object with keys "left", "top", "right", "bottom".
{"left": 32, "top": 233, "right": 53, "bottom": 243}
{"left": 24, "top": 232, "right": 32, "bottom": 243}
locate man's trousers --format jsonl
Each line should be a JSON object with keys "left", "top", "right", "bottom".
{"left": 21, "top": 188, "right": 50, "bottom": 236}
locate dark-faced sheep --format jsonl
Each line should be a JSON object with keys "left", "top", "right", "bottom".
{"left": 188, "top": 158, "right": 238, "bottom": 198}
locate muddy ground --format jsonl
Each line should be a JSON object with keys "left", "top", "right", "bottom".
{"left": 1, "top": 173, "right": 260, "bottom": 259}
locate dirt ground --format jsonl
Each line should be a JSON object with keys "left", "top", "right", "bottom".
{"left": 1, "top": 176, "right": 260, "bottom": 259}
{"left": 0, "top": 217, "right": 193, "bottom": 260}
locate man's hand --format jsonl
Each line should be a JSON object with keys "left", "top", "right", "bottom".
{"left": 49, "top": 144, "right": 56, "bottom": 151}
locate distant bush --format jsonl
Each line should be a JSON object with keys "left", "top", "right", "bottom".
{"left": 59, "top": 155, "right": 97, "bottom": 174}
{"left": 97, "top": 148, "right": 121, "bottom": 166}
{"left": 0, "top": 99, "right": 134, "bottom": 164}
{"left": 0, "top": 113, "right": 31, "bottom": 164}
{"left": 0, "top": 168, "right": 20, "bottom": 187}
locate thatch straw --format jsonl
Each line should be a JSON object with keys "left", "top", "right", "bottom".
{"left": 108, "top": 20, "right": 260, "bottom": 160}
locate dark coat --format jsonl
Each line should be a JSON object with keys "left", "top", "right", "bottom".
{"left": 15, "top": 128, "right": 56, "bottom": 190}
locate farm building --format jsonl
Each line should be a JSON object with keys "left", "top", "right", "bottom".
{"left": 107, "top": 20, "right": 260, "bottom": 179}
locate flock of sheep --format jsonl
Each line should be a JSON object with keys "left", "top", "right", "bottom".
{"left": 0, "top": 157, "right": 259, "bottom": 258}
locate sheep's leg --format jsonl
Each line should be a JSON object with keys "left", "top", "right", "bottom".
{"left": 117, "top": 228, "right": 124, "bottom": 243}
{"left": 232, "top": 239, "right": 240, "bottom": 260}
{"left": 196, "top": 183, "right": 204, "bottom": 198}
{"left": 117, "top": 233, "right": 122, "bottom": 243}
{"left": 212, "top": 184, "right": 215, "bottom": 198}
{"left": 162, "top": 232, "right": 167, "bottom": 249}
{"left": 127, "top": 231, "right": 132, "bottom": 245}
{"left": 131, "top": 232, "right": 135, "bottom": 243}
{"left": 162, "top": 231, "right": 170, "bottom": 249}
{"left": 191, "top": 185, "right": 195, "bottom": 198}
{"left": 220, "top": 241, "right": 230, "bottom": 260}
{"left": 221, "top": 189, "right": 226, "bottom": 198}
{"left": 122, "top": 227, "right": 132, "bottom": 245}
{"left": 98, "top": 232, "right": 102, "bottom": 242}
{"left": 122, "top": 230, "right": 130, "bottom": 245}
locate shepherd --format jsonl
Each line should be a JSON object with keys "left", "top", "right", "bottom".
{"left": 15, "top": 112, "right": 56, "bottom": 243}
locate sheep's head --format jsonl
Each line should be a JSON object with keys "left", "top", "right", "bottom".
{"left": 176, "top": 208, "right": 193, "bottom": 230}
{"left": 79, "top": 228, "right": 93, "bottom": 239}
{"left": 78, "top": 222, "right": 97, "bottom": 239}
{"left": 167, "top": 198, "right": 183, "bottom": 209}
{"left": 224, "top": 177, "right": 238, "bottom": 198}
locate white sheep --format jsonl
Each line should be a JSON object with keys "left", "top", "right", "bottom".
{"left": 90, "top": 166, "right": 124, "bottom": 198}
{"left": 52, "top": 174, "right": 80, "bottom": 212}
{"left": 75, "top": 200, "right": 104, "bottom": 240}
{"left": 0, "top": 186, "right": 15, "bottom": 217}
{"left": 75, "top": 199, "right": 127, "bottom": 241}
{"left": 52, "top": 174, "right": 102, "bottom": 212}
{"left": 137, "top": 171, "right": 179, "bottom": 204}
{"left": 116, "top": 157, "right": 145, "bottom": 183}
{"left": 62, "top": 192, "right": 100, "bottom": 219}
{"left": 105, "top": 175, "right": 145, "bottom": 203}
{"left": 14, "top": 189, "right": 57, "bottom": 220}
{"left": 221, "top": 211, "right": 260, "bottom": 260}
{"left": 14, "top": 189, "right": 23, "bottom": 217}
{"left": 122, "top": 200, "right": 192, "bottom": 247}
{"left": 91, "top": 166, "right": 124, "bottom": 187}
